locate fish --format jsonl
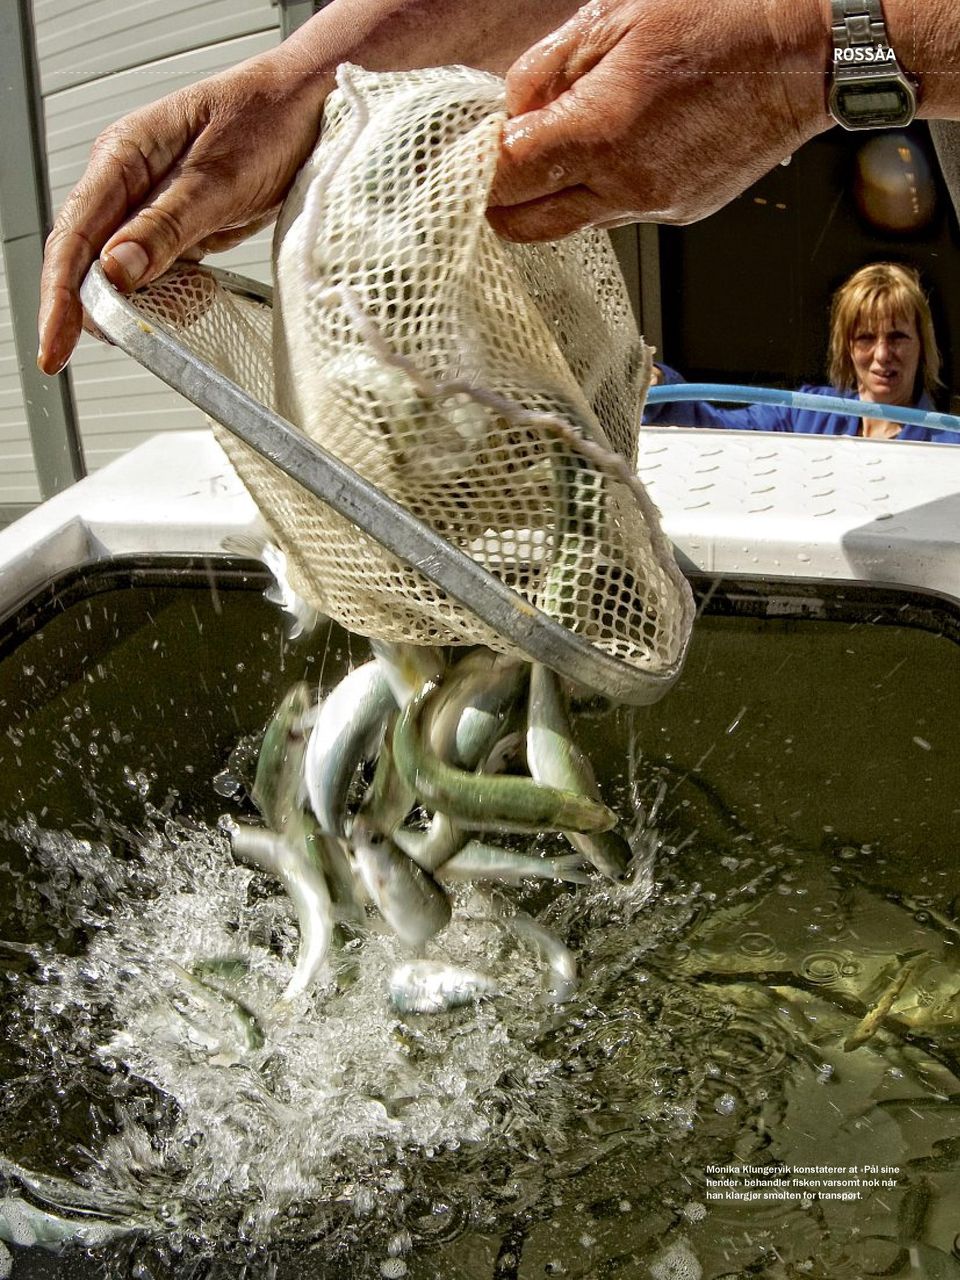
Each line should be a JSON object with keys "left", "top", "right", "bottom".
{"left": 167, "top": 961, "right": 265, "bottom": 1053}
{"left": 537, "top": 442, "right": 613, "bottom": 630}
{"left": 392, "top": 652, "right": 527, "bottom": 869}
{"left": 228, "top": 815, "right": 334, "bottom": 999}
{"left": 897, "top": 1175, "right": 931, "bottom": 1244}
{"left": 363, "top": 721, "right": 463, "bottom": 871}
{"left": 358, "top": 711, "right": 416, "bottom": 835}
{"left": 369, "top": 638, "right": 445, "bottom": 708}
{"left": 435, "top": 840, "right": 590, "bottom": 885}
{"left": 388, "top": 960, "right": 499, "bottom": 1014}
{"left": 393, "top": 682, "right": 617, "bottom": 835}
{"left": 844, "top": 951, "right": 929, "bottom": 1052}
{"left": 350, "top": 816, "right": 452, "bottom": 946}
{"left": 251, "top": 681, "right": 313, "bottom": 831}
{"left": 393, "top": 810, "right": 464, "bottom": 871}
{"left": 222, "top": 528, "right": 320, "bottom": 638}
{"left": 275, "top": 811, "right": 336, "bottom": 1000}
{"left": 313, "top": 829, "right": 368, "bottom": 926}
{"left": 0, "top": 1196, "right": 134, "bottom": 1249}
{"left": 228, "top": 820, "right": 284, "bottom": 875}
{"left": 491, "top": 898, "right": 578, "bottom": 1005}
{"left": 425, "top": 649, "right": 527, "bottom": 770}
{"left": 304, "top": 660, "right": 396, "bottom": 836}
{"left": 526, "top": 663, "right": 630, "bottom": 879}
{"left": 191, "top": 955, "right": 251, "bottom": 982}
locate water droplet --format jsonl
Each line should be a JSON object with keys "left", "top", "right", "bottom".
{"left": 212, "top": 770, "right": 241, "bottom": 798}
{"left": 387, "top": 1231, "right": 412, "bottom": 1257}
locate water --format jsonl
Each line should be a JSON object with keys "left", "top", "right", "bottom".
{"left": 1, "top": 567, "right": 959, "bottom": 1278}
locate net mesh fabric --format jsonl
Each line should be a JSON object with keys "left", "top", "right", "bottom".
{"left": 128, "top": 64, "right": 693, "bottom": 678}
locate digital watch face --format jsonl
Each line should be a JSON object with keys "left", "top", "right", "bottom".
{"left": 831, "top": 78, "right": 916, "bottom": 130}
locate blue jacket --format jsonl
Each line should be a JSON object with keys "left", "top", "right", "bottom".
{"left": 642, "top": 364, "right": 960, "bottom": 445}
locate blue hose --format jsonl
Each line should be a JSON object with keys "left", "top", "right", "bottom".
{"left": 644, "top": 382, "right": 960, "bottom": 437}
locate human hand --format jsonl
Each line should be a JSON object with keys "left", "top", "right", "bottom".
{"left": 37, "top": 0, "right": 586, "bottom": 377}
{"left": 37, "top": 48, "right": 329, "bottom": 375}
{"left": 488, "top": 0, "right": 832, "bottom": 241}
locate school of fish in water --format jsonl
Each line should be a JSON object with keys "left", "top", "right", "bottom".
{"left": 224, "top": 554, "right": 645, "bottom": 1016}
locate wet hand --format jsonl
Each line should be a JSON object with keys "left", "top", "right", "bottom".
{"left": 487, "top": 0, "right": 831, "bottom": 241}
{"left": 37, "top": 51, "right": 327, "bottom": 375}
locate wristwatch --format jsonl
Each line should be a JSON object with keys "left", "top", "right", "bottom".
{"left": 828, "top": 0, "right": 918, "bottom": 130}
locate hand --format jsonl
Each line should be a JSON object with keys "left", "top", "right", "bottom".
{"left": 487, "top": 0, "right": 832, "bottom": 241}
{"left": 37, "top": 0, "right": 583, "bottom": 377}
{"left": 37, "top": 48, "right": 328, "bottom": 374}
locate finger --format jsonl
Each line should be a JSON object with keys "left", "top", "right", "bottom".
{"left": 37, "top": 265, "right": 86, "bottom": 376}
{"left": 489, "top": 93, "right": 597, "bottom": 211}
{"left": 503, "top": 0, "right": 622, "bottom": 115}
{"left": 38, "top": 109, "right": 194, "bottom": 373}
{"left": 487, "top": 185, "right": 613, "bottom": 243}
{"left": 504, "top": 20, "right": 581, "bottom": 115}
{"left": 99, "top": 160, "right": 241, "bottom": 292}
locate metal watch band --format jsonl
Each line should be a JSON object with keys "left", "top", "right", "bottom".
{"left": 831, "top": 0, "right": 892, "bottom": 55}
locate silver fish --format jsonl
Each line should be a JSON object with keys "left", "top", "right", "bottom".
{"left": 488, "top": 896, "right": 578, "bottom": 1005}
{"left": 388, "top": 960, "right": 499, "bottom": 1014}
{"left": 526, "top": 663, "right": 630, "bottom": 879}
{"left": 359, "top": 711, "right": 416, "bottom": 835}
{"left": 436, "top": 840, "right": 590, "bottom": 885}
{"left": 313, "top": 830, "right": 368, "bottom": 926}
{"left": 425, "top": 650, "right": 527, "bottom": 769}
{"left": 370, "top": 639, "right": 445, "bottom": 708}
{"left": 228, "top": 820, "right": 284, "bottom": 875}
{"left": 393, "top": 816, "right": 462, "bottom": 872}
{"left": 167, "top": 961, "right": 264, "bottom": 1052}
{"left": 393, "top": 653, "right": 527, "bottom": 869}
{"left": 276, "top": 812, "right": 336, "bottom": 1000}
{"left": 228, "top": 816, "right": 334, "bottom": 999}
{"left": 304, "top": 661, "right": 395, "bottom": 836}
{"left": 0, "top": 1197, "right": 133, "bottom": 1249}
{"left": 350, "top": 816, "right": 451, "bottom": 946}
{"left": 251, "top": 681, "right": 313, "bottom": 831}
{"left": 222, "top": 528, "right": 320, "bottom": 638}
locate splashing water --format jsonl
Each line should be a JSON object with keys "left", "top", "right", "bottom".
{"left": 0, "top": 804, "right": 696, "bottom": 1264}
{"left": 5, "top": 804, "right": 960, "bottom": 1278}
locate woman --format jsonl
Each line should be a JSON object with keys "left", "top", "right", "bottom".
{"left": 643, "top": 263, "right": 960, "bottom": 443}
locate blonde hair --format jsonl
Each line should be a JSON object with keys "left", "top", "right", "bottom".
{"left": 827, "top": 262, "right": 941, "bottom": 398}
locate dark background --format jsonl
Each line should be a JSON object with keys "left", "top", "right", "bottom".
{"left": 658, "top": 124, "right": 960, "bottom": 410}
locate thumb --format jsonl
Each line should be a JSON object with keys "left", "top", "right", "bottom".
{"left": 489, "top": 96, "right": 589, "bottom": 211}
{"left": 504, "top": 19, "right": 582, "bottom": 116}
{"left": 503, "top": 0, "right": 620, "bottom": 115}
{"left": 99, "top": 167, "right": 234, "bottom": 291}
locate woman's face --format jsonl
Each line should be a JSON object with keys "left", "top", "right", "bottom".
{"left": 849, "top": 308, "right": 921, "bottom": 405}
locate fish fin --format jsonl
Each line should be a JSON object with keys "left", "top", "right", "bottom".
{"left": 221, "top": 532, "right": 265, "bottom": 559}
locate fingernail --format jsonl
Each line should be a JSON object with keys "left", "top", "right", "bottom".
{"left": 36, "top": 350, "right": 68, "bottom": 376}
{"left": 102, "top": 241, "right": 149, "bottom": 290}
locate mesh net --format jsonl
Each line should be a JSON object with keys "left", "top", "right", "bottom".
{"left": 127, "top": 64, "right": 693, "bottom": 680}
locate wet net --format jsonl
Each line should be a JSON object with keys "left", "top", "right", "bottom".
{"left": 126, "top": 64, "right": 693, "bottom": 683}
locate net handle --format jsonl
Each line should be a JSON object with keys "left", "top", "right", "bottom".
{"left": 80, "top": 262, "right": 682, "bottom": 706}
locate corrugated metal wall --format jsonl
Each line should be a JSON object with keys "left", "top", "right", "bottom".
{"left": 0, "top": 2, "right": 281, "bottom": 506}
